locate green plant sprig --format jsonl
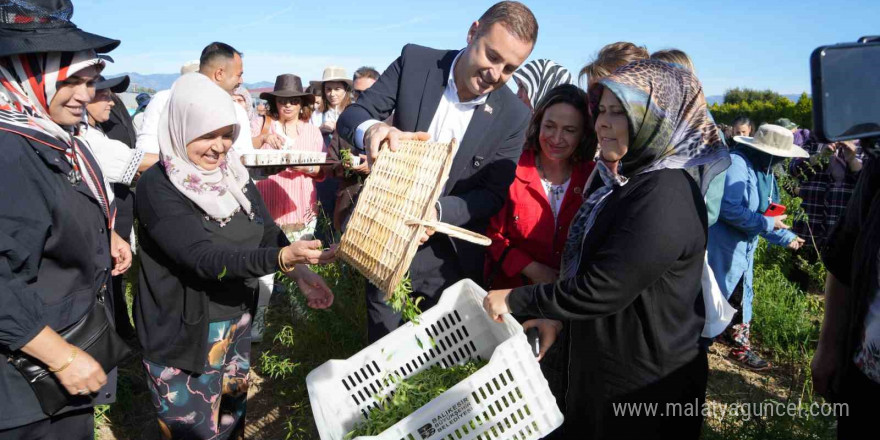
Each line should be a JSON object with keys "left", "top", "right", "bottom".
{"left": 386, "top": 275, "right": 423, "bottom": 324}
{"left": 345, "top": 360, "right": 488, "bottom": 438}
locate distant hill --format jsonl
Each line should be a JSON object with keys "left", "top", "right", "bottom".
{"left": 107, "top": 72, "right": 273, "bottom": 93}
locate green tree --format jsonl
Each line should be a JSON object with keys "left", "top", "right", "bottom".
{"left": 710, "top": 92, "right": 813, "bottom": 129}
{"left": 723, "top": 87, "right": 786, "bottom": 105}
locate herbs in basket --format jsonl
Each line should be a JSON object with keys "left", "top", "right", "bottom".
{"left": 344, "top": 360, "right": 488, "bottom": 439}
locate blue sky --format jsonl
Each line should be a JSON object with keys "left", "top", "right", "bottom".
{"left": 78, "top": 0, "right": 878, "bottom": 96}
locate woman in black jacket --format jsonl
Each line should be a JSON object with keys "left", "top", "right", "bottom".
{"left": 0, "top": 3, "right": 130, "bottom": 437}
{"left": 484, "top": 60, "right": 729, "bottom": 439}
{"left": 135, "top": 72, "right": 335, "bottom": 440}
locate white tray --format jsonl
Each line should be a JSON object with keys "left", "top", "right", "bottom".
{"left": 240, "top": 149, "right": 327, "bottom": 166}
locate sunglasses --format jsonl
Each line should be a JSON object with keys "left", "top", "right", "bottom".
{"left": 276, "top": 96, "right": 303, "bottom": 106}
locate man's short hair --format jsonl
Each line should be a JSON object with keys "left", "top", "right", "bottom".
{"left": 353, "top": 66, "right": 380, "bottom": 81}
{"left": 475, "top": 1, "right": 538, "bottom": 45}
{"left": 199, "top": 42, "right": 242, "bottom": 70}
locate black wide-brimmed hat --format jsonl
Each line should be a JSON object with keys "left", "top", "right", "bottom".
{"left": 0, "top": 0, "right": 120, "bottom": 58}
{"left": 96, "top": 75, "right": 129, "bottom": 93}
{"left": 307, "top": 81, "right": 322, "bottom": 96}
{"left": 260, "top": 74, "right": 315, "bottom": 105}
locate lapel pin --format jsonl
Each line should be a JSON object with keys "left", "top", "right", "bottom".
{"left": 484, "top": 104, "right": 493, "bottom": 114}
{"left": 574, "top": 187, "right": 582, "bottom": 194}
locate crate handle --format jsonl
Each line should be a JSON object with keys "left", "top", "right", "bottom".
{"left": 405, "top": 219, "right": 492, "bottom": 246}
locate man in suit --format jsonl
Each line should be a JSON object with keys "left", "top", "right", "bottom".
{"left": 337, "top": 1, "right": 538, "bottom": 342}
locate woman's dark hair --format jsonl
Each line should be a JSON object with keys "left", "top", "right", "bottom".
{"left": 731, "top": 115, "right": 753, "bottom": 131}
{"left": 320, "top": 81, "right": 352, "bottom": 113}
{"left": 268, "top": 96, "right": 312, "bottom": 122}
{"left": 524, "top": 84, "right": 596, "bottom": 162}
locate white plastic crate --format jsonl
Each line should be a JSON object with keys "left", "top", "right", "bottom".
{"left": 307, "top": 279, "right": 564, "bottom": 440}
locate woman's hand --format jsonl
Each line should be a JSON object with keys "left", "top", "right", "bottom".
{"left": 320, "top": 121, "right": 336, "bottom": 134}
{"left": 289, "top": 165, "right": 322, "bottom": 177}
{"left": 110, "top": 230, "right": 132, "bottom": 276}
{"left": 348, "top": 154, "right": 370, "bottom": 175}
{"left": 261, "top": 133, "right": 285, "bottom": 150}
{"left": 522, "top": 319, "right": 563, "bottom": 361}
{"left": 281, "top": 241, "right": 337, "bottom": 267}
{"left": 483, "top": 289, "right": 512, "bottom": 323}
{"left": 54, "top": 347, "right": 108, "bottom": 396}
{"left": 788, "top": 236, "right": 805, "bottom": 251}
{"left": 771, "top": 214, "right": 789, "bottom": 230}
{"left": 522, "top": 262, "right": 559, "bottom": 284}
{"left": 20, "top": 327, "right": 107, "bottom": 397}
{"left": 290, "top": 265, "right": 334, "bottom": 309}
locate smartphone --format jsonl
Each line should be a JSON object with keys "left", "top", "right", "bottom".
{"left": 525, "top": 327, "right": 540, "bottom": 358}
{"left": 810, "top": 38, "right": 880, "bottom": 143}
{"left": 764, "top": 202, "right": 787, "bottom": 217}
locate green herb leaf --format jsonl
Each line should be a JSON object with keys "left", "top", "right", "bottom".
{"left": 345, "top": 360, "right": 488, "bottom": 438}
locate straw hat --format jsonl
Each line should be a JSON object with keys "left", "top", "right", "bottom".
{"left": 259, "top": 74, "right": 315, "bottom": 105}
{"left": 318, "top": 66, "right": 352, "bottom": 87}
{"left": 180, "top": 60, "right": 200, "bottom": 75}
{"left": 733, "top": 124, "right": 809, "bottom": 158}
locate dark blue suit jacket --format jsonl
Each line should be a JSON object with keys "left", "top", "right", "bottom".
{"left": 338, "top": 44, "right": 529, "bottom": 295}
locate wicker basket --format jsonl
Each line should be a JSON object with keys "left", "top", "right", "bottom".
{"left": 338, "top": 139, "right": 490, "bottom": 298}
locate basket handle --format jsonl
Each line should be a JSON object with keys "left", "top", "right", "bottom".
{"left": 405, "top": 219, "right": 492, "bottom": 246}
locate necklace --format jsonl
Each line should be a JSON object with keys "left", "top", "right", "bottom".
{"left": 536, "top": 155, "right": 571, "bottom": 221}
{"left": 282, "top": 120, "right": 299, "bottom": 138}
{"left": 536, "top": 155, "right": 572, "bottom": 184}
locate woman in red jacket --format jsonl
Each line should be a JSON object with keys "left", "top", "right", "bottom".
{"left": 486, "top": 84, "right": 596, "bottom": 290}
{"left": 485, "top": 84, "right": 595, "bottom": 421}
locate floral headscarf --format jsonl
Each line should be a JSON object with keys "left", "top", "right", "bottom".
{"left": 232, "top": 85, "right": 254, "bottom": 121}
{"left": 561, "top": 60, "right": 730, "bottom": 278}
{"left": 159, "top": 73, "right": 252, "bottom": 225}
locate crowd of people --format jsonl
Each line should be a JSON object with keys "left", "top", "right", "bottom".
{"left": 0, "top": 1, "right": 877, "bottom": 439}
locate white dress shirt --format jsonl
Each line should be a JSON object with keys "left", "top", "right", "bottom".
{"left": 136, "top": 85, "right": 254, "bottom": 154}
{"left": 232, "top": 104, "right": 254, "bottom": 152}
{"left": 81, "top": 124, "right": 145, "bottom": 186}
{"left": 135, "top": 89, "right": 170, "bottom": 154}
{"left": 354, "top": 50, "right": 488, "bottom": 150}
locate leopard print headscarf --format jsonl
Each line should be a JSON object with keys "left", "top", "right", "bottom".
{"left": 562, "top": 60, "right": 730, "bottom": 278}
{"left": 593, "top": 59, "right": 730, "bottom": 188}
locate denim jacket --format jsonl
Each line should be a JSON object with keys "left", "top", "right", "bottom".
{"left": 707, "top": 152, "right": 795, "bottom": 323}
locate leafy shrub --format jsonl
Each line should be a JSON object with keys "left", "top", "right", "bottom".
{"left": 711, "top": 92, "right": 812, "bottom": 129}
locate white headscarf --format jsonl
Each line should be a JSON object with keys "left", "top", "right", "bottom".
{"left": 159, "top": 73, "right": 252, "bottom": 223}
